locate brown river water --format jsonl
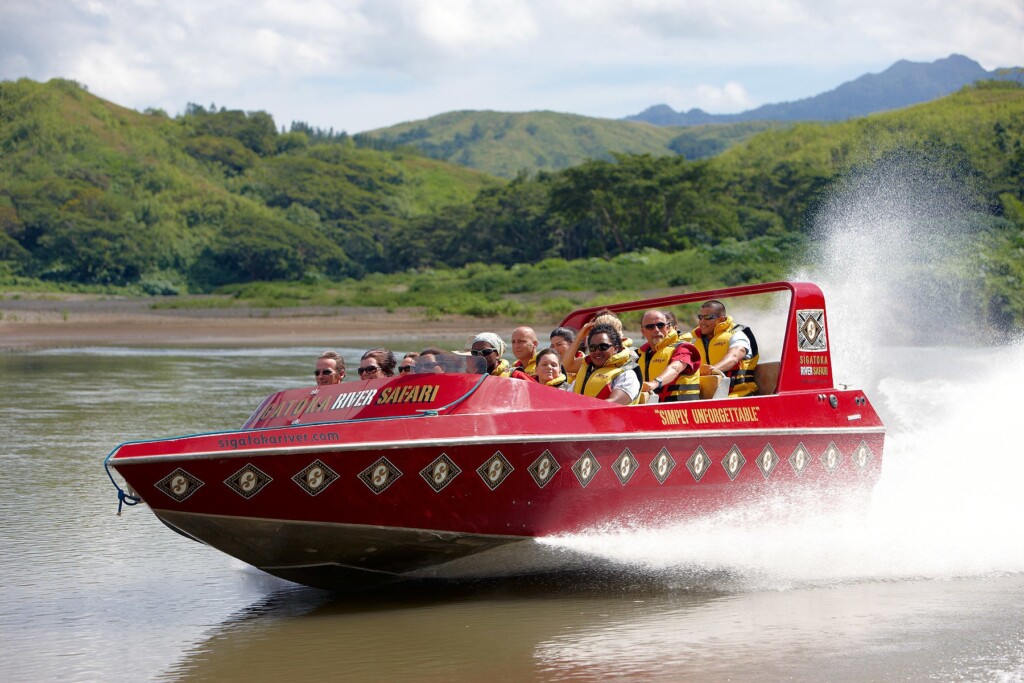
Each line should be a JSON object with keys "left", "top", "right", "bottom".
{"left": 1, "top": 345, "right": 1023, "bottom": 682}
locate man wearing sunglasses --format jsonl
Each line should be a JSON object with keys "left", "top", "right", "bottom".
{"left": 690, "top": 300, "right": 759, "bottom": 397}
{"left": 470, "top": 332, "right": 532, "bottom": 380}
{"left": 637, "top": 310, "right": 702, "bottom": 402}
{"left": 314, "top": 350, "right": 345, "bottom": 386}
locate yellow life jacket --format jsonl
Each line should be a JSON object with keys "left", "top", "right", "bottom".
{"left": 572, "top": 349, "right": 640, "bottom": 403}
{"left": 691, "top": 316, "right": 759, "bottom": 397}
{"left": 544, "top": 374, "right": 568, "bottom": 388}
{"left": 513, "top": 352, "right": 538, "bottom": 376}
{"left": 490, "top": 358, "right": 513, "bottom": 378}
{"left": 637, "top": 330, "right": 701, "bottom": 402}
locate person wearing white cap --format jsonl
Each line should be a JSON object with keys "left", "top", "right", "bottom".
{"left": 470, "top": 333, "right": 532, "bottom": 380}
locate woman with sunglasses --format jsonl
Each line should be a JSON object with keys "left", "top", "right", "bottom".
{"left": 569, "top": 324, "right": 641, "bottom": 405}
{"left": 398, "top": 352, "right": 419, "bottom": 374}
{"left": 357, "top": 348, "right": 397, "bottom": 380}
{"left": 469, "top": 333, "right": 532, "bottom": 380}
{"left": 314, "top": 350, "right": 345, "bottom": 385}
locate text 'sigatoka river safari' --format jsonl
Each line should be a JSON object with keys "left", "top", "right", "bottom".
{"left": 105, "top": 281, "right": 884, "bottom": 589}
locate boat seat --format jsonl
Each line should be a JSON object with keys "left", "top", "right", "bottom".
{"left": 699, "top": 368, "right": 729, "bottom": 399}
{"left": 754, "top": 362, "right": 780, "bottom": 395}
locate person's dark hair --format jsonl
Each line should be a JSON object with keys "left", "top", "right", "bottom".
{"left": 402, "top": 351, "right": 420, "bottom": 361}
{"left": 536, "top": 347, "right": 562, "bottom": 366}
{"left": 587, "top": 323, "right": 623, "bottom": 351}
{"left": 665, "top": 311, "right": 678, "bottom": 328}
{"left": 419, "top": 347, "right": 447, "bottom": 356}
{"left": 549, "top": 326, "right": 577, "bottom": 343}
{"left": 361, "top": 348, "right": 397, "bottom": 376}
{"left": 318, "top": 350, "right": 345, "bottom": 372}
{"left": 701, "top": 300, "right": 726, "bottom": 316}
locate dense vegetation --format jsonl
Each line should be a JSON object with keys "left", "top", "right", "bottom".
{"left": 1, "top": 78, "right": 1023, "bottom": 327}
{"left": 361, "top": 109, "right": 780, "bottom": 177}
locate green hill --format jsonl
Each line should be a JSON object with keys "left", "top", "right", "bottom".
{"left": 0, "top": 78, "right": 500, "bottom": 291}
{"left": 362, "top": 110, "right": 780, "bottom": 178}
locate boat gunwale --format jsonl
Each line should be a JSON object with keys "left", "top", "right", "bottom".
{"left": 111, "top": 424, "right": 885, "bottom": 466}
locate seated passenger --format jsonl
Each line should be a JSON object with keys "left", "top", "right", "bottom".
{"left": 534, "top": 347, "right": 569, "bottom": 389}
{"left": 637, "top": 309, "right": 701, "bottom": 402}
{"left": 561, "top": 309, "right": 633, "bottom": 378}
{"left": 358, "top": 348, "right": 397, "bottom": 380}
{"left": 415, "top": 347, "right": 447, "bottom": 373}
{"left": 314, "top": 350, "right": 345, "bottom": 386}
{"left": 691, "top": 300, "right": 759, "bottom": 397}
{"left": 549, "top": 326, "right": 583, "bottom": 382}
{"left": 398, "top": 352, "right": 419, "bottom": 374}
{"left": 470, "top": 333, "right": 533, "bottom": 380}
{"left": 510, "top": 326, "right": 539, "bottom": 377}
{"left": 569, "top": 324, "right": 641, "bottom": 405}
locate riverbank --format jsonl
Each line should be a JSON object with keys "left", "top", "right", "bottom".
{"left": 0, "top": 296, "right": 520, "bottom": 350}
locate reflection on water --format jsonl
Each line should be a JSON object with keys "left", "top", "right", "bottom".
{"left": 2, "top": 347, "right": 1024, "bottom": 682}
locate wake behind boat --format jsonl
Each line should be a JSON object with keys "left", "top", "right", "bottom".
{"left": 106, "top": 281, "right": 884, "bottom": 589}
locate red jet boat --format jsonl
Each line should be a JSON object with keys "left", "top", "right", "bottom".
{"left": 106, "top": 282, "right": 884, "bottom": 589}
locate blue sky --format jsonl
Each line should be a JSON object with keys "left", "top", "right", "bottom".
{"left": 2, "top": 0, "right": 1022, "bottom": 133}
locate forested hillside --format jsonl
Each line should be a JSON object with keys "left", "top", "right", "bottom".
{"left": 0, "top": 78, "right": 499, "bottom": 291}
{"left": 362, "top": 110, "right": 781, "bottom": 177}
{"left": 1, "top": 78, "right": 1023, "bottom": 326}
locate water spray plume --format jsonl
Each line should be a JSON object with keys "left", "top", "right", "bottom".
{"left": 544, "top": 152, "right": 1024, "bottom": 589}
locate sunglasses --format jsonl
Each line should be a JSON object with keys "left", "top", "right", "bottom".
{"left": 398, "top": 366, "right": 413, "bottom": 373}
{"left": 643, "top": 322, "right": 668, "bottom": 330}
{"left": 470, "top": 348, "right": 498, "bottom": 357}
{"left": 313, "top": 369, "right": 335, "bottom": 376}
{"left": 357, "top": 366, "right": 381, "bottom": 375}
{"left": 697, "top": 314, "right": 719, "bottom": 321}
{"left": 590, "top": 342, "right": 614, "bottom": 352}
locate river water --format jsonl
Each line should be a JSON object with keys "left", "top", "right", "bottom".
{"left": 1, "top": 341, "right": 1023, "bottom": 682}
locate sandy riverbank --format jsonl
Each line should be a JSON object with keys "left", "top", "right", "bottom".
{"left": 0, "top": 296, "right": 524, "bottom": 351}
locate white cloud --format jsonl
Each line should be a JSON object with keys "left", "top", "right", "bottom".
{"left": 0, "top": 0, "right": 1021, "bottom": 132}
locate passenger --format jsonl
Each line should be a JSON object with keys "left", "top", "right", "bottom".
{"left": 470, "top": 333, "right": 533, "bottom": 380}
{"left": 314, "top": 350, "right": 345, "bottom": 385}
{"left": 637, "top": 310, "right": 702, "bottom": 402}
{"left": 691, "top": 300, "right": 759, "bottom": 397}
{"left": 561, "top": 309, "right": 633, "bottom": 378}
{"left": 358, "top": 348, "right": 397, "bottom": 380}
{"left": 534, "top": 347, "right": 569, "bottom": 389}
{"left": 569, "top": 323, "right": 641, "bottom": 405}
{"left": 510, "top": 326, "right": 539, "bottom": 377}
{"left": 398, "top": 352, "right": 419, "bottom": 374}
{"left": 416, "top": 347, "right": 447, "bottom": 373}
{"left": 549, "top": 326, "right": 583, "bottom": 381}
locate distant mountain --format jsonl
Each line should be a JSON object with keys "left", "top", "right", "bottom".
{"left": 627, "top": 54, "right": 1024, "bottom": 125}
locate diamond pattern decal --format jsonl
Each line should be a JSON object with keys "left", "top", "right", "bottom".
{"left": 722, "top": 445, "right": 746, "bottom": 481}
{"left": 797, "top": 309, "right": 827, "bottom": 351}
{"left": 686, "top": 446, "right": 712, "bottom": 482}
{"left": 756, "top": 444, "right": 779, "bottom": 479}
{"left": 820, "top": 442, "right": 842, "bottom": 475}
{"left": 851, "top": 441, "right": 874, "bottom": 470}
{"left": 224, "top": 464, "right": 272, "bottom": 499}
{"left": 614, "top": 448, "right": 639, "bottom": 485}
{"left": 476, "top": 451, "right": 513, "bottom": 490}
{"left": 293, "top": 459, "right": 339, "bottom": 496}
{"left": 528, "top": 450, "right": 561, "bottom": 488}
{"left": 358, "top": 457, "right": 403, "bottom": 494}
{"left": 420, "top": 453, "right": 461, "bottom": 492}
{"left": 572, "top": 449, "right": 601, "bottom": 487}
{"left": 155, "top": 468, "right": 204, "bottom": 502}
{"left": 790, "top": 443, "right": 811, "bottom": 476}
{"left": 649, "top": 447, "right": 676, "bottom": 484}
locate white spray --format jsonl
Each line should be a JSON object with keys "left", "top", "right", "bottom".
{"left": 544, "top": 152, "right": 1024, "bottom": 587}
